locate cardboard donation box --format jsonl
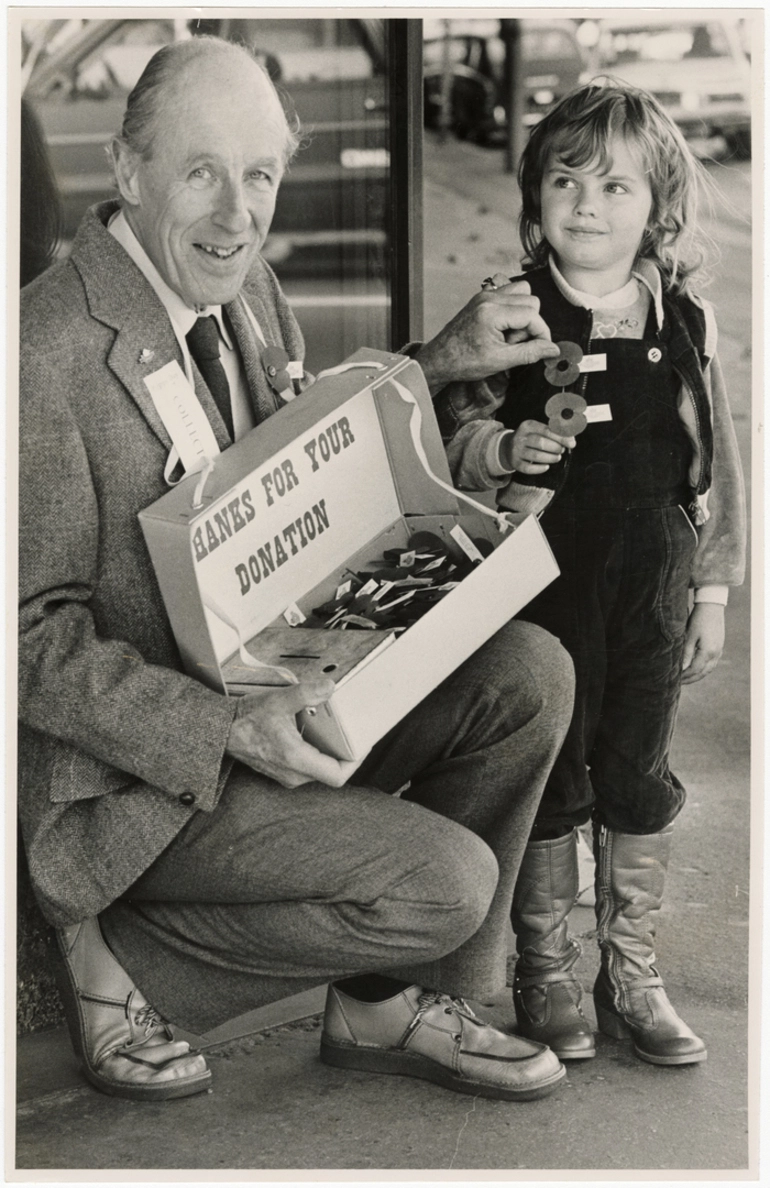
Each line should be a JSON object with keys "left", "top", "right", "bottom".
{"left": 139, "top": 349, "right": 559, "bottom": 762}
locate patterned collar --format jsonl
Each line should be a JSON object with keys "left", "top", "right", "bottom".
{"left": 548, "top": 255, "right": 664, "bottom": 332}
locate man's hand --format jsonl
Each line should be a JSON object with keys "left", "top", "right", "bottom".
{"left": 414, "top": 278, "right": 560, "bottom": 395}
{"left": 501, "top": 419, "right": 576, "bottom": 475}
{"left": 681, "top": 603, "right": 725, "bottom": 684}
{"left": 226, "top": 678, "right": 360, "bottom": 787}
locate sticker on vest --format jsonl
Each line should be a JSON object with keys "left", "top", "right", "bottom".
{"left": 584, "top": 404, "right": 613, "bottom": 423}
{"left": 144, "top": 360, "right": 220, "bottom": 475}
{"left": 578, "top": 354, "right": 607, "bottom": 373}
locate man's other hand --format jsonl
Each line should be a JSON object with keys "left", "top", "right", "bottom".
{"left": 226, "top": 679, "right": 360, "bottom": 787}
{"left": 414, "top": 279, "right": 560, "bottom": 395}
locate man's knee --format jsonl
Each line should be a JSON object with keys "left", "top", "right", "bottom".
{"left": 416, "top": 824, "right": 499, "bottom": 953}
{"left": 491, "top": 620, "right": 575, "bottom": 733}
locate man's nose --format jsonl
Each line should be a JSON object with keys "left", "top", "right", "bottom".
{"left": 212, "top": 177, "right": 251, "bottom": 232}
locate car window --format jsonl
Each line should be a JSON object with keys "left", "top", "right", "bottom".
{"left": 601, "top": 23, "right": 732, "bottom": 65}
{"left": 523, "top": 28, "right": 581, "bottom": 62}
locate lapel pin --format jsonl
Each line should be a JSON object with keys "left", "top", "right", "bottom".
{"left": 261, "top": 344, "right": 292, "bottom": 394}
{"left": 138, "top": 348, "right": 155, "bottom": 364}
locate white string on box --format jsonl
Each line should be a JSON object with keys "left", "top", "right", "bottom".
{"left": 201, "top": 593, "right": 299, "bottom": 686}
{"left": 315, "top": 360, "right": 388, "bottom": 381}
{"left": 380, "top": 378, "right": 513, "bottom": 535}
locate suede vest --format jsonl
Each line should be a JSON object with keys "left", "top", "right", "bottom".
{"left": 501, "top": 267, "right": 714, "bottom": 509}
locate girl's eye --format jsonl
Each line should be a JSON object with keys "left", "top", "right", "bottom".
{"left": 555, "top": 176, "right": 578, "bottom": 189}
{"left": 605, "top": 183, "right": 628, "bottom": 195}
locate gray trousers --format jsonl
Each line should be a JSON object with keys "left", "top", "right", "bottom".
{"left": 101, "top": 622, "right": 573, "bottom": 1033}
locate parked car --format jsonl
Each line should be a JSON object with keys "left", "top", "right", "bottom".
{"left": 591, "top": 16, "right": 751, "bottom": 158}
{"left": 22, "top": 17, "right": 389, "bottom": 276}
{"left": 423, "top": 19, "right": 584, "bottom": 144}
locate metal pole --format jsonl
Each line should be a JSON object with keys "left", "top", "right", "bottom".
{"left": 503, "top": 19, "right": 525, "bottom": 175}
{"left": 437, "top": 19, "right": 453, "bottom": 143}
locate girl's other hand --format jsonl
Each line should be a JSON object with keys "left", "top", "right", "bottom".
{"left": 681, "top": 603, "right": 725, "bottom": 684}
{"left": 500, "top": 419, "right": 576, "bottom": 474}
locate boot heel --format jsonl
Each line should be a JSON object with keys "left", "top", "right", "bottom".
{"left": 595, "top": 1001, "right": 631, "bottom": 1040}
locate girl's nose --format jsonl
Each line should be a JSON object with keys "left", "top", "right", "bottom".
{"left": 573, "top": 187, "right": 598, "bottom": 217}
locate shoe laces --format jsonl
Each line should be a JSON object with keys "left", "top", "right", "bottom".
{"left": 133, "top": 1002, "right": 165, "bottom": 1038}
{"left": 416, "top": 989, "right": 481, "bottom": 1024}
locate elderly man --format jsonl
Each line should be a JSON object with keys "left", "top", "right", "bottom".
{"left": 19, "top": 36, "right": 572, "bottom": 1104}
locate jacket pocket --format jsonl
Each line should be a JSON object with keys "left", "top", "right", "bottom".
{"left": 678, "top": 503, "right": 700, "bottom": 546}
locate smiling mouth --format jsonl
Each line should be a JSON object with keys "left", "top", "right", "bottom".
{"left": 195, "top": 243, "right": 244, "bottom": 260}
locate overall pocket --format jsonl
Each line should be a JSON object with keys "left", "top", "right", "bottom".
{"left": 655, "top": 506, "right": 699, "bottom": 643}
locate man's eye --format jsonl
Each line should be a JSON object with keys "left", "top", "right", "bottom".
{"left": 190, "top": 167, "right": 213, "bottom": 182}
{"left": 248, "top": 170, "right": 274, "bottom": 185}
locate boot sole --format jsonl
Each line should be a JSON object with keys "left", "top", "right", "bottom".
{"left": 552, "top": 1046, "right": 596, "bottom": 1060}
{"left": 55, "top": 944, "right": 213, "bottom": 1101}
{"left": 596, "top": 1004, "right": 707, "bottom": 1065}
{"left": 320, "top": 1038, "right": 566, "bottom": 1101}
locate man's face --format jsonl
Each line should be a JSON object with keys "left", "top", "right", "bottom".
{"left": 118, "top": 55, "right": 288, "bottom": 308}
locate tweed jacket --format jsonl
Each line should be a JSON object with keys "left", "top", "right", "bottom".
{"left": 18, "top": 202, "right": 306, "bottom": 927}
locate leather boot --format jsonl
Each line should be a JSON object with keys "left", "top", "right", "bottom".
{"left": 55, "top": 917, "right": 212, "bottom": 1099}
{"left": 511, "top": 831, "right": 595, "bottom": 1059}
{"left": 593, "top": 824, "right": 707, "bottom": 1065}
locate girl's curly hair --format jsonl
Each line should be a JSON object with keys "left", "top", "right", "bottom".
{"left": 518, "top": 77, "right": 713, "bottom": 294}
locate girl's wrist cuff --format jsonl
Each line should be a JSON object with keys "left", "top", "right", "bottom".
{"left": 693, "top": 585, "right": 729, "bottom": 606}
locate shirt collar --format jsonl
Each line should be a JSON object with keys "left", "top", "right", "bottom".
{"left": 548, "top": 254, "right": 664, "bottom": 331}
{"left": 108, "top": 209, "right": 234, "bottom": 349}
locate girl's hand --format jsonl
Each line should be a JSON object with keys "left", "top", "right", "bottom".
{"left": 500, "top": 419, "right": 576, "bottom": 475}
{"left": 681, "top": 603, "right": 725, "bottom": 684}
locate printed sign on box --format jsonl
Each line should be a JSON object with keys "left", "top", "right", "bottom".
{"left": 140, "top": 349, "right": 560, "bottom": 763}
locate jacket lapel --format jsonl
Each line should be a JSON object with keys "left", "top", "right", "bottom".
{"left": 225, "top": 294, "right": 280, "bottom": 425}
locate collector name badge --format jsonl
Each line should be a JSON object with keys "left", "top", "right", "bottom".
{"left": 144, "top": 360, "right": 220, "bottom": 473}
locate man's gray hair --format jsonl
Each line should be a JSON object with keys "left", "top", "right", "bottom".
{"left": 116, "top": 35, "right": 301, "bottom": 167}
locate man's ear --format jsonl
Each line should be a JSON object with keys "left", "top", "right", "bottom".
{"left": 110, "top": 137, "right": 142, "bottom": 207}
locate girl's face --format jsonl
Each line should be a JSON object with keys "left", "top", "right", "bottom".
{"left": 539, "top": 134, "right": 653, "bottom": 295}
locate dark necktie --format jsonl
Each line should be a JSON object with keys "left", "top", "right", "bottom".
{"left": 186, "top": 315, "right": 234, "bottom": 441}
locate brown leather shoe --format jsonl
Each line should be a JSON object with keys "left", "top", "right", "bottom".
{"left": 320, "top": 983, "right": 565, "bottom": 1101}
{"left": 56, "top": 917, "right": 212, "bottom": 1100}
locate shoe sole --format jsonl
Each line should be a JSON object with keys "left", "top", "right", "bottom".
{"left": 319, "top": 1038, "right": 566, "bottom": 1101}
{"left": 55, "top": 945, "right": 213, "bottom": 1101}
{"left": 81, "top": 1064, "right": 213, "bottom": 1100}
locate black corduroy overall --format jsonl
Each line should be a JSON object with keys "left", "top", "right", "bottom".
{"left": 502, "top": 268, "right": 710, "bottom": 838}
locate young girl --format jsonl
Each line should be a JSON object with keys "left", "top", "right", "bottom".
{"left": 437, "top": 80, "right": 746, "bottom": 1067}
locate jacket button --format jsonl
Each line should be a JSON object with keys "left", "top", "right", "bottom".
{"left": 648, "top": 347, "right": 662, "bottom": 363}
{"left": 179, "top": 792, "right": 196, "bottom": 807}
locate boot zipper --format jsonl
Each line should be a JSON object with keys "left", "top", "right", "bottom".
{"left": 596, "top": 826, "right": 622, "bottom": 1007}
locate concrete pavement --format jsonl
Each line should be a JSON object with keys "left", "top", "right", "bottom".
{"left": 13, "top": 136, "right": 757, "bottom": 1178}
